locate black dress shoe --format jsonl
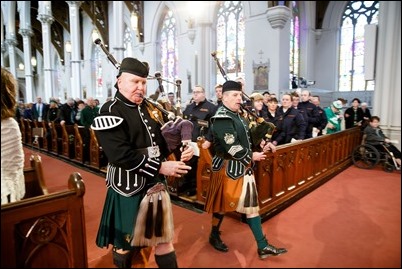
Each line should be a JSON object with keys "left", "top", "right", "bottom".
{"left": 209, "top": 235, "right": 229, "bottom": 252}
{"left": 258, "top": 243, "right": 287, "bottom": 259}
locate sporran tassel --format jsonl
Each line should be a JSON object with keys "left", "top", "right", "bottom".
{"left": 251, "top": 181, "right": 258, "bottom": 207}
{"left": 244, "top": 182, "right": 251, "bottom": 207}
{"left": 155, "top": 193, "right": 164, "bottom": 237}
{"left": 145, "top": 195, "right": 154, "bottom": 239}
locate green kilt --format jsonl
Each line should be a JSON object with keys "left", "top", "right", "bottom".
{"left": 96, "top": 188, "right": 145, "bottom": 251}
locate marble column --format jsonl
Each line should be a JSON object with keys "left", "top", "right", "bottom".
{"left": 113, "top": 1, "right": 125, "bottom": 62}
{"left": 198, "top": 21, "right": 213, "bottom": 98}
{"left": 67, "top": 1, "right": 83, "bottom": 99}
{"left": 5, "top": 37, "right": 18, "bottom": 84}
{"left": 1, "top": 43, "right": 6, "bottom": 68}
{"left": 374, "top": 1, "right": 401, "bottom": 148}
{"left": 19, "top": 28, "right": 34, "bottom": 103}
{"left": 37, "top": 5, "right": 54, "bottom": 102}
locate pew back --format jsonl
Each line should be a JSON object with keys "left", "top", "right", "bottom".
{"left": 23, "top": 154, "right": 48, "bottom": 199}
{"left": 1, "top": 172, "right": 88, "bottom": 268}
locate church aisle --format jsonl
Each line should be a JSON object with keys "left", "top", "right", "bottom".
{"left": 24, "top": 147, "right": 401, "bottom": 268}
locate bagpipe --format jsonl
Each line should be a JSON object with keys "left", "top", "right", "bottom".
{"left": 147, "top": 73, "right": 183, "bottom": 117}
{"left": 210, "top": 51, "right": 276, "bottom": 148}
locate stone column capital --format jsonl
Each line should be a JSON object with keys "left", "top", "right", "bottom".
{"left": 66, "top": 1, "right": 83, "bottom": 7}
{"left": 266, "top": 6, "right": 291, "bottom": 30}
{"left": 19, "top": 28, "right": 34, "bottom": 37}
{"left": 5, "top": 38, "right": 18, "bottom": 47}
{"left": 37, "top": 14, "right": 54, "bottom": 25}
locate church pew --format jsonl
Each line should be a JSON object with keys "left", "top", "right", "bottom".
{"left": 22, "top": 119, "right": 33, "bottom": 146}
{"left": 88, "top": 128, "right": 108, "bottom": 172}
{"left": 60, "top": 124, "right": 76, "bottom": 160}
{"left": 23, "top": 153, "right": 48, "bottom": 199}
{"left": 1, "top": 172, "right": 88, "bottom": 268}
{"left": 49, "top": 121, "right": 63, "bottom": 155}
{"left": 73, "top": 124, "right": 86, "bottom": 164}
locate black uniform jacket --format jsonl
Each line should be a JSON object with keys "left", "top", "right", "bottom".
{"left": 91, "top": 91, "right": 169, "bottom": 197}
{"left": 183, "top": 99, "right": 217, "bottom": 142}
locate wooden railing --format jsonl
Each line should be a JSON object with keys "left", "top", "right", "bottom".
{"left": 196, "top": 127, "right": 362, "bottom": 219}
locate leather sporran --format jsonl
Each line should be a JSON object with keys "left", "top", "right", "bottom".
{"left": 131, "top": 183, "right": 174, "bottom": 247}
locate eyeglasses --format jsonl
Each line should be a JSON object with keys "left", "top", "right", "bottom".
{"left": 192, "top": 91, "right": 204, "bottom": 94}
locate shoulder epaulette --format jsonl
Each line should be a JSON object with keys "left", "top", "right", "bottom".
{"left": 91, "top": 116, "right": 123, "bottom": 130}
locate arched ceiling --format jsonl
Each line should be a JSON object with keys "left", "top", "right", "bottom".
{"left": 13, "top": 1, "right": 327, "bottom": 63}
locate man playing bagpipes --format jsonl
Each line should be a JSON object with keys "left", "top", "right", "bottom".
{"left": 204, "top": 80, "right": 287, "bottom": 259}
{"left": 91, "top": 57, "right": 194, "bottom": 268}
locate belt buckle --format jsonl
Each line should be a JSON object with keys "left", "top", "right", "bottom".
{"left": 147, "top": 146, "right": 160, "bottom": 158}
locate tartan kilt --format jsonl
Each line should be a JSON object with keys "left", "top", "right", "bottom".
{"left": 204, "top": 161, "right": 260, "bottom": 214}
{"left": 96, "top": 188, "right": 144, "bottom": 251}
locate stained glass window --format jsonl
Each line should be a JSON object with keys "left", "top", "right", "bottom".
{"left": 216, "top": 1, "right": 245, "bottom": 84}
{"left": 289, "top": 1, "right": 300, "bottom": 89}
{"left": 160, "top": 9, "right": 178, "bottom": 94}
{"left": 339, "top": 1, "right": 379, "bottom": 92}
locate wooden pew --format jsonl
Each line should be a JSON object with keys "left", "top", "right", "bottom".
{"left": 22, "top": 119, "right": 33, "bottom": 146}
{"left": 60, "top": 124, "right": 76, "bottom": 159}
{"left": 49, "top": 121, "right": 63, "bottom": 155}
{"left": 89, "top": 128, "right": 107, "bottom": 172}
{"left": 34, "top": 120, "right": 49, "bottom": 151}
{"left": 73, "top": 124, "right": 86, "bottom": 164}
{"left": 23, "top": 154, "right": 48, "bottom": 199}
{"left": 1, "top": 172, "right": 88, "bottom": 268}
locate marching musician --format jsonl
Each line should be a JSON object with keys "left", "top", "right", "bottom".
{"left": 91, "top": 57, "right": 194, "bottom": 268}
{"left": 181, "top": 85, "right": 218, "bottom": 196}
{"left": 204, "top": 80, "right": 288, "bottom": 259}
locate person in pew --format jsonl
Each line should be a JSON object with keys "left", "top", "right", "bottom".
{"left": 344, "top": 98, "right": 364, "bottom": 129}
{"left": 80, "top": 97, "right": 99, "bottom": 163}
{"left": 91, "top": 57, "right": 194, "bottom": 268}
{"left": 23, "top": 102, "right": 34, "bottom": 121}
{"left": 59, "top": 97, "right": 77, "bottom": 126}
{"left": 311, "top": 95, "right": 328, "bottom": 137}
{"left": 1, "top": 68, "right": 25, "bottom": 205}
{"left": 324, "top": 100, "right": 343, "bottom": 134}
{"left": 265, "top": 97, "right": 283, "bottom": 145}
{"left": 32, "top": 96, "right": 49, "bottom": 123}
{"left": 74, "top": 100, "right": 86, "bottom": 126}
{"left": 275, "top": 93, "right": 307, "bottom": 144}
{"left": 182, "top": 85, "right": 217, "bottom": 197}
{"left": 45, "top": 100, "right": 60, "bottom": 149}
{"left": 204, "top": 80, "right": 287, "bottom": 260}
